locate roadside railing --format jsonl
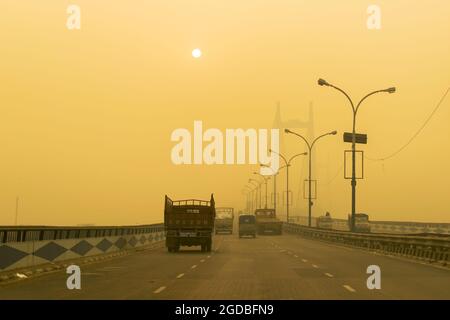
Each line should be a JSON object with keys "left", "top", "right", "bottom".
{"left": 0, "top": 224, "right": 164, "bottom": 244}
{"left": 284, "top": 223, "right": 450, "bottom": 265}
{"left": 287, "top": 216, "right": 450, "bottom": 234}
{"left": 0, "top": 223, "right": 166, "bottom": 273}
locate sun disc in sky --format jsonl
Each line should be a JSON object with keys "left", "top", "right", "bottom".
{"left": 192, "top": 48, "right": 202, "bottom": 58}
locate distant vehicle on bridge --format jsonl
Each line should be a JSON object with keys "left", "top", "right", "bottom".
{"left": 254, "top": 208, "right": 282, "bottom": 235}
{"left": 215, "top": 207, "right": 234, "bottom": 235}
{"left": 316, "top": 212, "right": 333, "bottom": 230}
{"left": 348, "top": 213, "right": 371, "bottom": 233}
{"left": 164, "top": 194, "right": 216, "bottom": 252}
{"left": 239, "top": 214, "right": 256, "bottom": 238}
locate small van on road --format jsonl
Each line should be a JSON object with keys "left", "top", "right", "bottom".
{"left": 239, "top": 214, "right": 256, "bottom": 238}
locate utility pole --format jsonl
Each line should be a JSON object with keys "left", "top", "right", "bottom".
{"left": 15, "top": 196, "right": 19, "bottom": 226}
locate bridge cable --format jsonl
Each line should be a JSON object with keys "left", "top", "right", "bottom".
{"left": 323, "top": 162, "right": 344, "bottom": 186}
{"left": 365, "top": 87, "right": 450, "bottom": 162}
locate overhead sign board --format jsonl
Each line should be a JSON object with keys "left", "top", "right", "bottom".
{"left": 343, "top": 132, "right": 367, "bottom": 144}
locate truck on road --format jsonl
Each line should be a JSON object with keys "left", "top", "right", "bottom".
{"left": 215, "top": 207, "right": 234, "bottom": 234}
{"left": 164, "top": 194, "right": 216, "bottom": 252}
{"left": 254, "top": 208, "right": 282, "bottom": 235}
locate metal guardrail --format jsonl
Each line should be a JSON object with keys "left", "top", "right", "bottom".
{"left": 287, "top": 216, "right": 450, "bottom": 234}
{"left": 0, "top": 224, "right": 164, "bottom": 244}
{"left": 284, "top": 223, "right": 450, "bottom": 265}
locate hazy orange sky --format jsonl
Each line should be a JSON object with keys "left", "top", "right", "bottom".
{"left": 0, "top": 1, "right": 449, "bottom": 225}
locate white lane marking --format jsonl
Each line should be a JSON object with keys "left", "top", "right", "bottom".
{"left": 200, "top": 259, "right": 205, "bottom": 263}
{"left": 207, "top": 255, "right": 211, "bottom": 259}
{"left": 176, "top": 273, "right": 184, "bottom": 279}
{"left": 312, "top": 264, "right": 319, "bottom": 268}
{"left": 325, "top": 273, "right": 334, "bottom": 278}
{"left": 294, "top": 255, "right": 298, "bottom": 258}
{"left": 301, "top": 259, "right": 308, "bottom": 263}
{"left": 343, "top": 285, "right": 356, "bottom": 292}
{"left": 191, "top": 265, "right": 197, "bottom": 269}
{"left": 287, "top": 251, "right": 292, "bottom": 255}
{"left": 280, "top": 250, "right": 286, "bottom": 253}
{"left": 153, "top": 286, "right": 166, "bottom": 294}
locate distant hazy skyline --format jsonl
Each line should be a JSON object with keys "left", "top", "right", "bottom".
{"left": 0, "top": 1, "right": 449, "bottom": 225}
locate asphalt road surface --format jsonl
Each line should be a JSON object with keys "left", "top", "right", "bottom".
{"left": 0, "top": 233, "right": 448, "bottom": 299}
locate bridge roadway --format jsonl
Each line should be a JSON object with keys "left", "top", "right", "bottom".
{"left": 0, "top": 233, "right": 448, "bottom": 299}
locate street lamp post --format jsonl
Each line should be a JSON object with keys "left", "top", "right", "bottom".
{"left": 245, "top": 184, "right": 258, "bottom": 213}
{"left": 259, "top": 163, "right": 291, "bottom": 218}
{"left": 253, "top": 188, "right": 257, "bottom": 212}
{"left": 253, "top": 173, "right": 270, "bottom": 209}
{"left": 269, "top": 150, "right": 308, "bottom": 223}
{"left": 318, "top": 78, "right": 395, "bottom": 231}
{"left": 259, "top": 165, "right": 279, "bottom": 214}
{"left": 242, "top": 189, "right": 249, "bottom": 212}
{"left": 249, "top": 179, "right": 261, "bottom": 209}
{"left": 284, "top": 129, "right": 337, "bottom": 227}
{"left": 243, "top": 185, "right": 252, "bottom": 212}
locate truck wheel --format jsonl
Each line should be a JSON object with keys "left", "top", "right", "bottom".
{"left": 200, "top": 244, "right": 206, "bottom": 252}
{"left": 206, "top": 243, "right": 212, "bottom": 252}
{"left": 167, "top": 247, "right": 173, "bottom": 252}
